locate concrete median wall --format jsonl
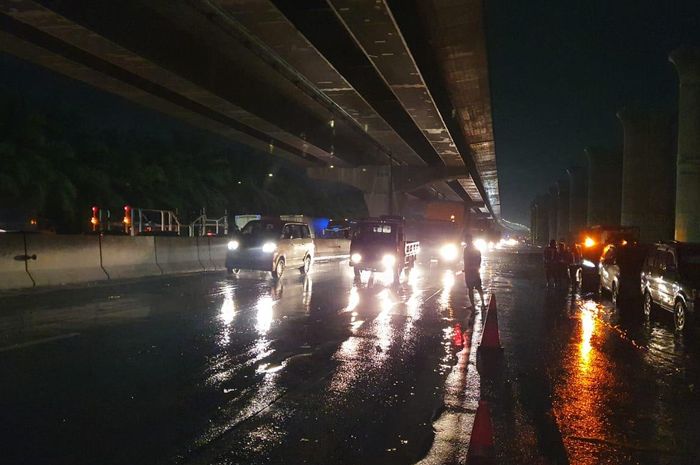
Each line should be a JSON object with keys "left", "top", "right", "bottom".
{"left": 0, "top": 234, "right": 35, "bottom": 290}
{"left": 25, "top": 234, "right": 107, "bottom": 287}
{"left": 314, "top": 239, "right": 350, "bottom": 260}
{"left": 100, "top": 235, "right": 161, "bottom": 279}
{"left": 0, "top": 233, "right": 350, "bottom": 293}
{"left": 208, "top": 237, "right": 229, "bottom": 271}
{"left": 154, "top": 237, "right": 204, "bottom": 274}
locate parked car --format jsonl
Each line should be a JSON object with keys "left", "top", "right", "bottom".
{"left": 225, "top": 219, "right": 314, "bottom": 279}
{"left": 640, "top": 241, "right": 700, "bottom": 332}
{"left": 598, "top": 243, "right": 648, "bottom": 306}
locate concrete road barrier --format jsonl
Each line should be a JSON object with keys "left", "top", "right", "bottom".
{"left": 314, "top": 238, "right": 350, "bottom": 261}
{"left": 196, "top": 236, "right": 216, "bottom": 271}
{"left": 337, "top": 239, "right": 350, "bottom": 256}
{"left": 314, "top": 238, "right": 335, "bottom": 258}
{"left": 154, "top": 237, "right": 204, "bottom": 274}
{"left": 25, "top": 234, "right": 107, "bottom": 287}
{"left": 208, "top": 237, "right": 230, "bottom": 271}
{"left": 100, "top": 235, "right": 161, "bottom": 279}
{"left": 0, "top": 234, "right": 34, "bottom": 290}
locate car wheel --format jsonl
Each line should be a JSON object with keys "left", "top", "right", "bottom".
{"left": 300, "top": 255, "right": 312, "bottom": 275}
{"left": 611, "top": 283, "right": 619, "bottom": 307}
{"left": 272, "top": 259, "right": 285, "bottom": 280}
{"left": 643, "top": 291, "right": 653, "bottom": 318}
{"left": 674, "top": 300, "right": 687, "bottom": 333}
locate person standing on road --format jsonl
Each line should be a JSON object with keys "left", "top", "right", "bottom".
{"left": 544, "top": 239, "right": 558, "bottom": 286}
{"left": 568, "top": 241, "right": 581, "bottom": 290}
{"left": 463, "top": 235, "right": 485, "bottom": 308}
{"left": 557, "top": 242, "right": 571, "bottom": 287}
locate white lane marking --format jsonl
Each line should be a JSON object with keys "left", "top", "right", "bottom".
{"left": 0, "top": 333, "right": 80, "bottom": 352}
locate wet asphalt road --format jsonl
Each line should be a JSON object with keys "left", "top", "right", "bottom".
{"left": 1, "top": 251, "right": 699, "bottom": 465}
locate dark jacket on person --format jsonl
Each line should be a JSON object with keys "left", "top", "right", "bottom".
{"left": 464, "top": 247, "right": 482, "bottom": 278}
{"left": 544, "top": 245, "right": 557, "bottom": 265}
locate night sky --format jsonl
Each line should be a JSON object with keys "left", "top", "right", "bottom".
{"left": 485, "top": 0, "right": 700, "bottom": 225}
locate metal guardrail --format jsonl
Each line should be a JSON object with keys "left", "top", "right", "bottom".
{"left": 91, "top": 206, "right": 227, "bottom": 237}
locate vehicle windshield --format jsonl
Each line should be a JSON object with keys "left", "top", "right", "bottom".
{"left": 240, "top": 220, "right": 281, "bottom": 236}
{"left": 353, "top": 222, "right": 397, "bottom": 244}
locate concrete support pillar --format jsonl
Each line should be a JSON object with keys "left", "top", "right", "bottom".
{"left": 547, "top": 187, "right": 558, "bottom": 242}
{"left": 670, "top": 48, "right": 700, "bottom": 242}
{"left": 530, "top": 200, "right": 537, "bottom": 244}
{"left": 535, "top": 194, "right": 550, "bottom": 246}
{"left": 617, "top": 108, "right": 675, "bottom": 243}
{"left": 556, "top": 179, "right": 570, "bottom": 241}
{"left": 585, "top": 147, "right": 622, "bottom": 226}
{"left": 567, "top": 166, "right": 588, "bottom": 236}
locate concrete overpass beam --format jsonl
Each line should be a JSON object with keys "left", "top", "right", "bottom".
{"left": 670, "top": 47, "right": 700, "bottom": 242}
{"left": 307, "top": 165, "right": 469, "bottom": 216}
{"left": 617, "top": 109, "right": 675, "bottom": 242}
{"left": 585, "top": 147, "right": 622, "bottom": 226}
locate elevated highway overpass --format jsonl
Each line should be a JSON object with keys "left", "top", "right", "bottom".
{"left": 0, "top": 0, "right": 499, "bottom": 220}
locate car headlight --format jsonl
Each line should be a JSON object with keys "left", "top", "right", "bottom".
{"left": 582, "top": 259, "right": 595, "bottom": 268}
{"left": 262, "top": 242, "right": 277, "bottom": 253}
{"left": 351, "top": 253, "right": 362, "bottom": 264}
{"left": 473, "top": 238, "right": 487, "bottom": 252}
{"left": 382, "top": 254, "right": 396, "bottom": 268}
{"left": 439, "top": 244, "right": 459, "bottom": 261}
{"left": 227, "top": 240, "right": 239, "bottom": 251}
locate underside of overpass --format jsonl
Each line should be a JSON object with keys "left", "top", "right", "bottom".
{"left": 0, "top": 0, "right": 499, "bottom": 219}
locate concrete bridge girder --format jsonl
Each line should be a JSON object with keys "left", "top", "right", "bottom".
{"left": 307, "top": 165, "right": 469, "bottom": 216}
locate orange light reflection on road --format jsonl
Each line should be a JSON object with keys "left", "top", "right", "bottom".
{"left": 579, "top": 300, "right": 597, "bottom": 370}
{"left": 553, "top": 298, "right": 609, "bottom": 465}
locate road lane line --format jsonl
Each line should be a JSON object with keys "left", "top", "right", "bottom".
{"left": 0, "top": 333, "right": 80, "bottom": 352}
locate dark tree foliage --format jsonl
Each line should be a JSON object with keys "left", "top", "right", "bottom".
{"left": 0, "top": 92, "right": 367, "bottom": 232}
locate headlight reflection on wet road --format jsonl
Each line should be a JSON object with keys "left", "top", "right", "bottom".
{"left": 439, "top": 270, "right": 455, "bottom": 315}
{"left": 255, "top": 295, "right": 275, "bottom": 334}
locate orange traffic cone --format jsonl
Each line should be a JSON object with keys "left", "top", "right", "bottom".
{"left": 479, "top": 294, "right": 502, "bottom": 350}
{"left": 453, "top": 323, "right": 463, "bottom": 347}
{"left": 467, "top": 400, "right": 495, "bottom": 464}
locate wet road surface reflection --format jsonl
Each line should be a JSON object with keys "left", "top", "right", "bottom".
{"left": 0, "top": 260, "right": 477, "bottom": 465}
{"left": 487, "top": 251, "right": 700, "bottom": 465}
{"left": 2, "top": 252, "right": 699, "bottom": 464}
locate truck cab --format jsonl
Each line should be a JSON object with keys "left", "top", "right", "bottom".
{"left": 349, "top": 216, "right": 419, "bottom": 281}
